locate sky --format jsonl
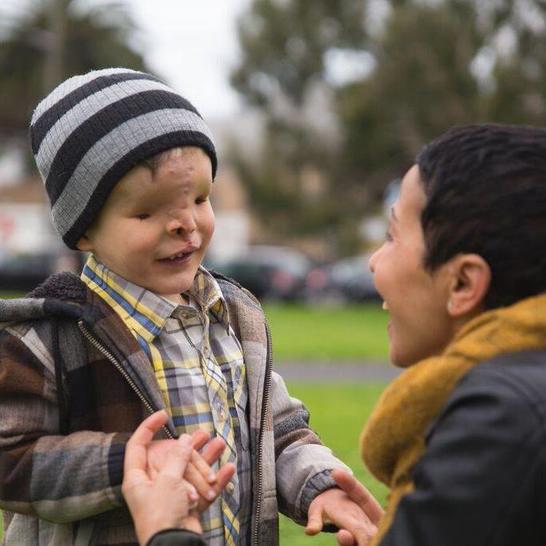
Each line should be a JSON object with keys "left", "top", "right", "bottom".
{"left": 126, "top": 0, "right": 372, "bottom": 120}
{"left": 1, "top": 0, "right": 251, "bottom": 120}
{"left": 2, "top": 0, "right": 375, "bottom": 120}
{"left": 128, "top": 0, "right": 251, "bottom": 120}
{"left": 0, "top": 0, "right": 252, "bottom": 184}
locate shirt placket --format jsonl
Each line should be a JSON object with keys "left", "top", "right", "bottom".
{"left": 191, "top": 311, "right": 241, "bottom": 546}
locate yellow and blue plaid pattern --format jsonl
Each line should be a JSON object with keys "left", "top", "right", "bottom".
{"left": 81, "top": 255, "right": 251, "bottom": 545}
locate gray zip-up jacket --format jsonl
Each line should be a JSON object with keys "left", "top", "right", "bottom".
{"left": 0, "top": 272, "right": 345, "bottom": 545}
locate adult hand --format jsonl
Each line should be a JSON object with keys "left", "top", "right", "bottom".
{"left": 332, "top": 469, "right": 384, "bottom": 546}
{"left": 122, "top": 411, "right": 236, "bottom": 546}
{"left": 122, "top": 411, "right": 201, "bottom": 545}
{"left": 148, "top": 430, "right": 233, "bottom": 511}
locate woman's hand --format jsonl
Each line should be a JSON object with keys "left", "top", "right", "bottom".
{"left": 122, "top": 411, "right": 235, "bottom": 546}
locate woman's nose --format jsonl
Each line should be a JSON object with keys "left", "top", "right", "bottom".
{"left": 368, "top": 247, "right": 380, "bottom": 273}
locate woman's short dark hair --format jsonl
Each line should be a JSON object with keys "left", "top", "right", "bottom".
{"left": 416, "top": 123, "right": 546, "bottom": 309}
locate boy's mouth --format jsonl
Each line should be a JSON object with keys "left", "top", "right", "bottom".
{"left": 158, "top": 248, "right": 197, "bottom": 264}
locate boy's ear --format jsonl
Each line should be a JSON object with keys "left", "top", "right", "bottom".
{"left": 446, "top": 254, "right": 491, "bottom": 318}
{"left": 75, "top": 234, "right": 93, "bottom": 252}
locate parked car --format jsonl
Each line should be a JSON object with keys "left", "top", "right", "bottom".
{"left": 0, "top": 250, "right": 83, "bottom": 293}
{"left": 0, "top": 252, "right": 57, "bottom": 292}
{"left": 207, "top": 245, "right": 312, "bottom": 301}
{"left": 305, "top": 254, "right": 379, "bottom": 303}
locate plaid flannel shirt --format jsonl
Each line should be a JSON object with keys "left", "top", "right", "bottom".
{"left": 81, "top": 255, "right": 251, "bottom": 545}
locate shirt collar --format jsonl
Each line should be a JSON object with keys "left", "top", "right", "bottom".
{"left": 189, "top": 266, "right": 231, "bottom": 331}
{"left": 81, "top": 255, "right": 230, "bottom": 342}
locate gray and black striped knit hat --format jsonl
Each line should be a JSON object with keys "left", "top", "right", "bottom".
{"left": 30, "top": 67, "right": 217, "bottom": 249}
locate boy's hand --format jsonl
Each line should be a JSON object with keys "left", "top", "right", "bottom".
{"left": 331, "top": 469, "right": 384, "bottom": 545}
{"left": 148, "top": 431, "right": 235, "bottom": 511}
{"left": 305, "top": 470, "right": 383, "bottom": 546}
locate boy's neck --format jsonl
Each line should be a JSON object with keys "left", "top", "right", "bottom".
{"left": 169, "top": 293, "right": 189, "bottom": 306}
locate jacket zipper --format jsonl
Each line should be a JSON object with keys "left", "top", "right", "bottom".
{"left": 252, "top": 320, "right": 273, "bottom": 545}
{"left": 78, "top": 320, "right": 174, "bottom": 439}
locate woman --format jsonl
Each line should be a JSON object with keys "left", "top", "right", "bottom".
{"left": 346, "top": 123, "right": 546, "bottom": 546}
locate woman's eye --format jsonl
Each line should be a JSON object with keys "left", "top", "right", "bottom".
{"left": 385, "top": 230, "right": 393, "bottom": 242}
{"left": 195, "top": 196, "right": 208, "bottom": 205}
{"left": 137, "top": 213, "right": 150, "bottom": 220}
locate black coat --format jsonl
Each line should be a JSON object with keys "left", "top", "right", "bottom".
{"left": 147, "top": 529, "right": 206, "bottom": 546}
{"left": 381, "top": 350, "right": 546, "bottom": 546}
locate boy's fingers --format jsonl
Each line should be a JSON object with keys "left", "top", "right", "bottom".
{"left": 336, "top": 529, "right": 357, "bottom": 546}
{"left": 332, "top": 469, "right": 384, "bottom": 525}
{"left": 201, "top": 436, "right": 227, "bottom": 466}
{"left": 339, "top": 525, "right": 376, "bottom": 546}
{"left": 125, "top": 411, "right": 168, "bottom": 473}
{"left": 215, "top": 462, "right": 236, "bottom": 492}
{"left": 190, "top": 429, "right": 211, "bottom": 451}
{"left": 305, "top": 505, "right": 324, "bottom": 536}
{"left": 184, "top": 433, "right": 224, "bottom": 490}
{"left": 184, "top": 461, "right": 217, "bottom": 502}
{"left": 158, "top": 434, "right": 193, "bottom": 481}
{"left": 194, "top": 462, "right": 237, "bottom": 512}
{"left": 190, "top": 447, "right": 218, "bottom": 484}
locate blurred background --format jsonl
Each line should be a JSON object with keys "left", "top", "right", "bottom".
{"left": 1, "top": 0, "right": 545, "bottom": 543}
{"left": 3, "top": 0, "right": 545, "bottom": 301}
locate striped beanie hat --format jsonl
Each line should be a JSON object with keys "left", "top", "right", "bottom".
{"left": 30, "top": 67, "right": 217, "bottom": 249}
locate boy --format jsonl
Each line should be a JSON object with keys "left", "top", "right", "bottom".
{"left": 0, "top": 68, "right": 373, "bottom": 545}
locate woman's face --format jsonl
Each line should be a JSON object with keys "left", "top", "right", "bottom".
{"left": 369, "top": 165, "right": 457, "bottom": 367}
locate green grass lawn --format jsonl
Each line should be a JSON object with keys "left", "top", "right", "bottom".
{"left": 279, "top": 381, "right": 388, "bottom": 545}
{"left": 0, "top": 292, "right": 23, "bottom": 299}
{"left": 264, "top": 303, "right": 389, "bottom": 361}
{"left": 0, "top": 296, "right": 390, "bottom": 362}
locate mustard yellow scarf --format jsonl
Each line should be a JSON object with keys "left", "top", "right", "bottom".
{"left": 361, "top": 294, "right": 546, "bottom": 545}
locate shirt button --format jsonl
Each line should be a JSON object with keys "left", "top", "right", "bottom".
{"left": 225, "top": 481, "right": 235, "bottom": 494}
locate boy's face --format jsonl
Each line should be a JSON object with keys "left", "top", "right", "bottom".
{"left": 78, "top": 147, "right": 214, "bottom": 303}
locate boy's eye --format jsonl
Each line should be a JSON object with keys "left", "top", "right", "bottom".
{"left": 385, "top": 229, "right": 393, "bottom": 242}
{"left": 136, "top": 213, "right": 150, "bottom": 220}
{"left": 195, "top": 196, "right": 209, "bottom": 205}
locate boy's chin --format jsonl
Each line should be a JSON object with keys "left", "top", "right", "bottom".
{"left": 156, "top": 282, "right": 195, "bottom": 303}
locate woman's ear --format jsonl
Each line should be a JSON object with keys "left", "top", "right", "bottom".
{"left": 446, "top": 254, "right": 491, "bottom": 318}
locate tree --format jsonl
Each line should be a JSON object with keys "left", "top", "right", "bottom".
{"left": 231, "top": 0, "right": 367, "bottom": 108}
{"left": 231, "top": 0, "right": 546, "bottom": 254}
{"left": 229, "top": 0, "right": 370, "bottom": 255}
{"left": 0, "top": 0, "right": 149, "bottom": 143}
{"left": 338, "top": 0, "right": 546, "bottom": 202}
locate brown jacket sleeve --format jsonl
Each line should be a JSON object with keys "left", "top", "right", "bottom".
{"left": 0, "top": 328, "right": 128, "bottom": 522}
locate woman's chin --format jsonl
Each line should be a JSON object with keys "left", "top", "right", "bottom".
{"left": 389, "top": 345, "right": 416, "bottom": 368}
